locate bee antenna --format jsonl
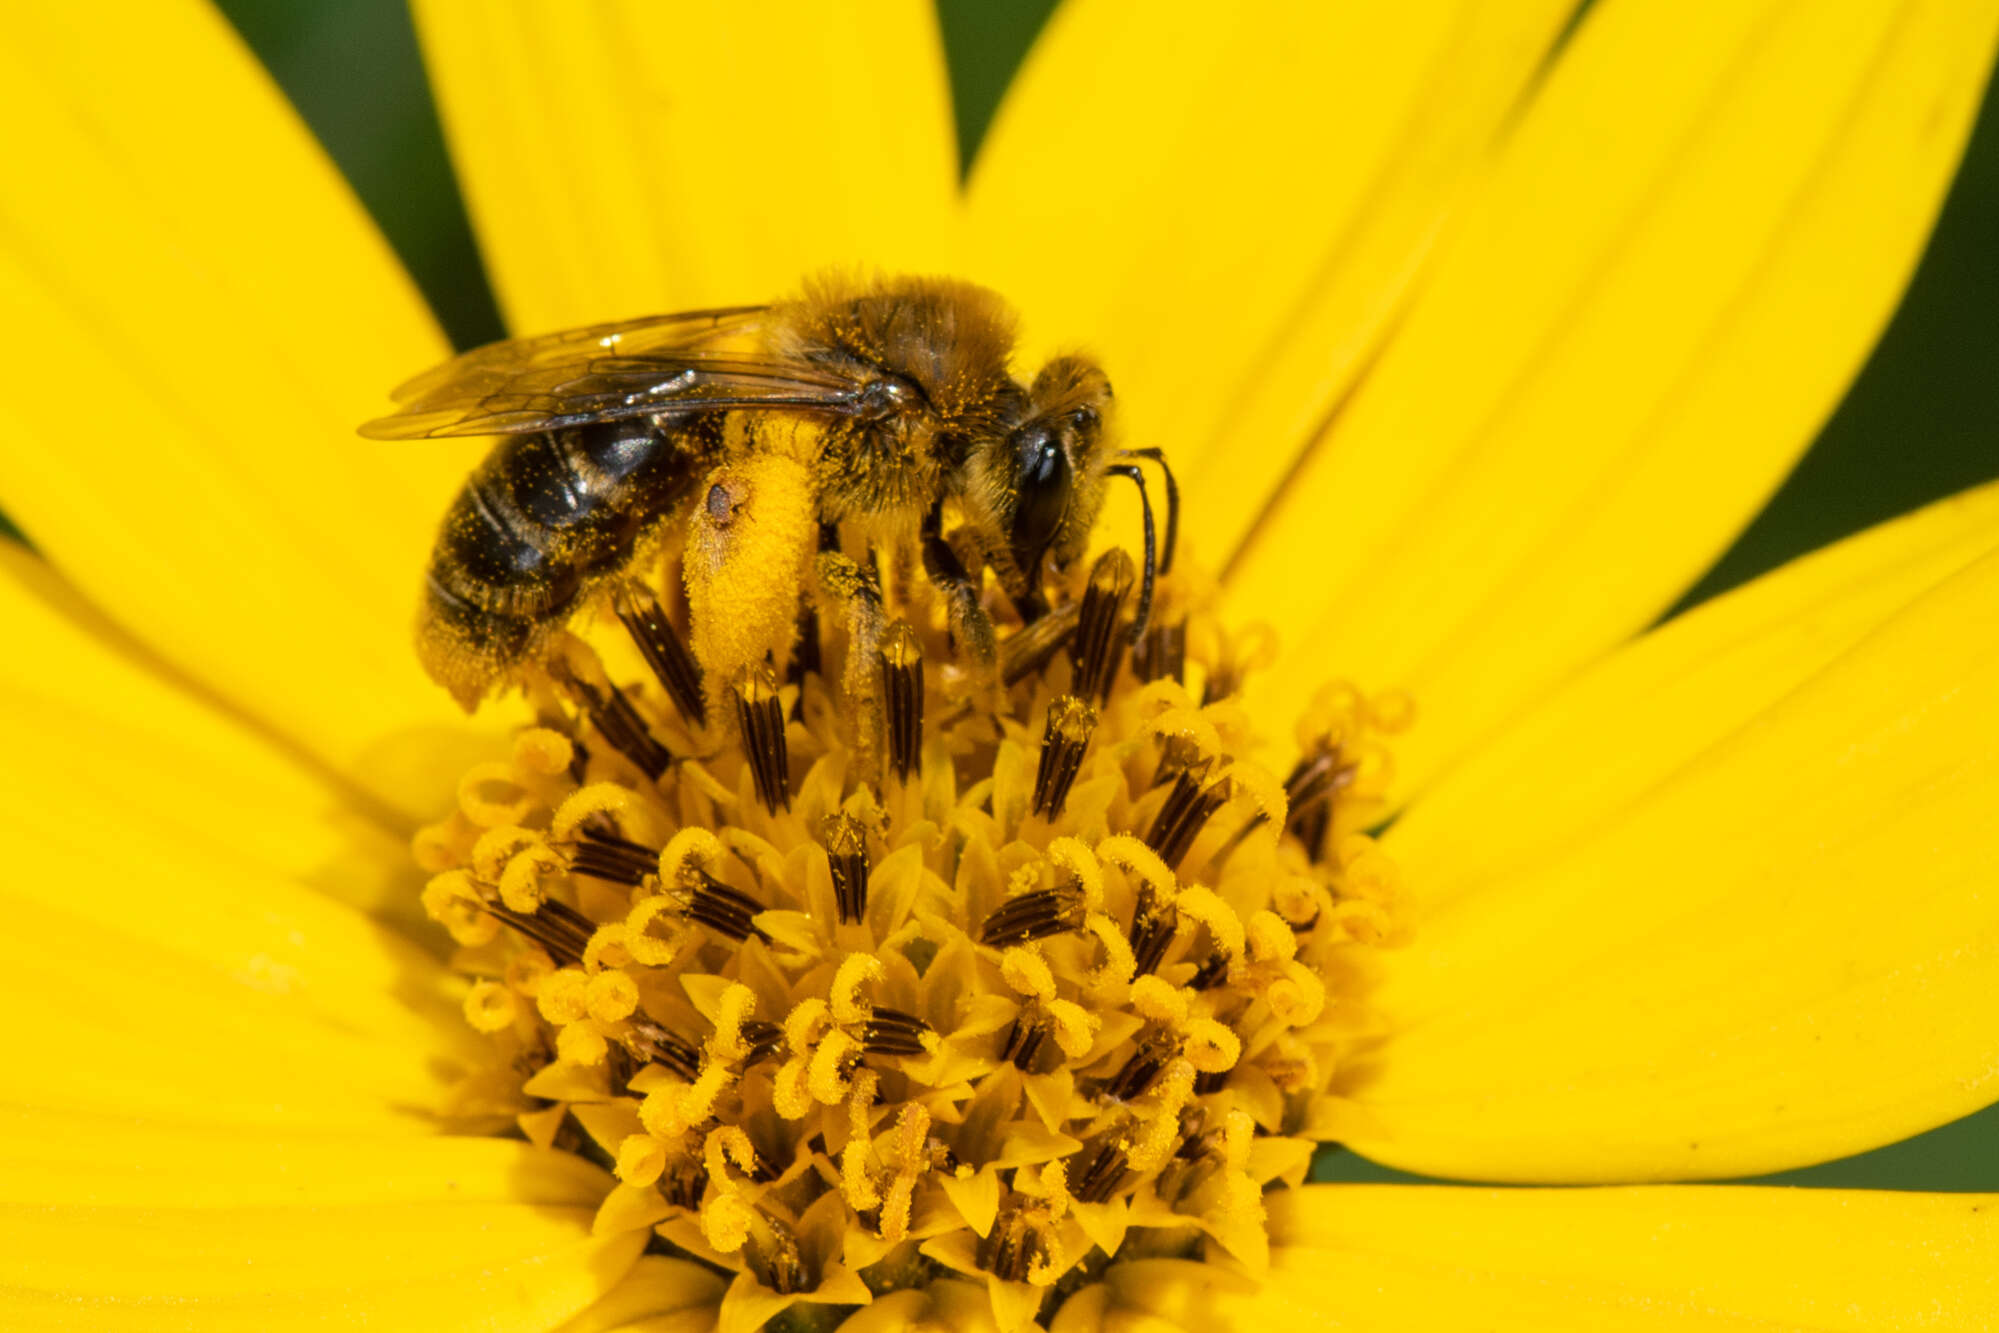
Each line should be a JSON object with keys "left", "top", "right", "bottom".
{"left": 1107, "top": 464, "right": 1156, "bottom": 644}
{"left": 1117, "top": 448, "right": 1178, "bottom": 575}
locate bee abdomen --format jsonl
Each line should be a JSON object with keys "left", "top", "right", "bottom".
{"left": 419, "top": 420, "right": 673, "bottom": 706}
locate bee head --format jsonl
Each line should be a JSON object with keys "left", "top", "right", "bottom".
{"left": 990, "top": 356, "right": 1114, "bottom": 599}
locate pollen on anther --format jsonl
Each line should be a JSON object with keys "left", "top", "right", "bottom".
{"left": 1072, "top": 548, "right": 1136, "bottom": 703}
{"left": 732, "top": 665, "right": 791, "bottom": 812}
{"left": 879, "top": 620, "right": 924, "bottom": 782}
{"left": 615, "top": 585, "right": 707, "bottom": 727}
{"left": 1032, "top": 694, "right": 1097, "bottom": 819}
{"left": 823, "top": 814, "right": 870, "bottom": 924}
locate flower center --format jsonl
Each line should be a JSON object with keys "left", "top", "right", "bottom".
{"left": 415, "top": 542, "right": 1410, "bottom": 1328}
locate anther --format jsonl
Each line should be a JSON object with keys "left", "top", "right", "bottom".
{"left": 658, "top": 1157, "right": 710, "bottom": 1211}
{"left": 859, "top": 1007, "right": 933, "bottom": 1057}
{"left": 1100, "top": 1033, "right": 1176, "bottom": 1102}
{"left": 1127, "top": 888, "right": 1177, "bottom": 978}
{"left": 980, "top": 888, "right": 1084, "bottom": 948}
{"left": 1000, "top": 1014, "right": 1050, "bottom": 1072}
{"left": 614, "top": 587, "right": 706, "bottom": 727}
{"left": 1131, "top": 617, "right": 1187, "bottom": 684}
{"left": 560, "top": 669, "right": 673, "bottom": 781}
{"left": 1032, "top": 694, "right": 1097, "bottom": 819}
{"left": 1188, "top": 950, "right": 1231, "bottom": 991}
{"left": 788, "top": 603, "right": 822, "bottom": 700}
{"left": 1283, "top": 748, "right": 1355, "bottom": 861}
{"left": 483, "top": 902, "right": 590, "bottom": 966}
{"left": 1071, "top": 549, "right": 1135, "bottom": 703}
{"left": 978, "top": 1200, "right": 1046, "bottom": 1284}
{"left": 731, "top": 665, "right": 790, "bottom": 812}
{"left": 744, "top": 1211, "right": 811, "bottom": 1295}
{"left": 626, "top": 1019, "right": 702, "bottom": 1082}
{"left": 822, "top": 814, "right": 871, "bottom": 924}
{"left": 565, "top": 735, "right": 592, "bottom": 785}
{"left": 1144, "top": 769, "right": 1232, "bottom": 869}
{"left": 673, "top": 869, "right": 769, "bottom": 943}
{"left": 738, "top": 1019, "right": 785, "bottom": 1065}
{"left": 567, "top": 828, "right": 659, "bottom": 886}
{"left": 1069, "top": 1140, "right": 1130, "bottom": 1205}
{"left": 879, "top": 621, "right": 924, "bottom": 783}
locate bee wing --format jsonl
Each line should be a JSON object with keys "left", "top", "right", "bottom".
{"left": 359, "top": 305, "right": 869, "bottom": 440}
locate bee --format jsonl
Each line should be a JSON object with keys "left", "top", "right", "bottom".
{"left": 361, "top": 275, "right": 1175, "bottom": 715}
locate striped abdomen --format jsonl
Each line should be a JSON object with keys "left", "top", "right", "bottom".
{"left": 419, "top": 417, "right": 699, "bottom": 706}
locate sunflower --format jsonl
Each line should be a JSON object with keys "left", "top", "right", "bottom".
{"left": 3, "top": 1, "right": 1998, "bottom": 1329}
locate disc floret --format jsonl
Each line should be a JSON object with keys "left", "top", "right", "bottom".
{"left": 415, "top": 547, "right": 1412, "bottom": 1332}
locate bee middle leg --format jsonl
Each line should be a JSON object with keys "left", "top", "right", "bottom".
{"left": 814, "top": 543, "right": 890, "bottom": 775}
{"left": 921, "top": 504, "right": 997, "bottom": 677}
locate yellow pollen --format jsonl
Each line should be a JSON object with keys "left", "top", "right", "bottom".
{"left": 1044, "top": 999, "right": 1100, "bottom": 1058}
{"left": 831, "top": 953, "right": 885, "bottom": 1025}
{"left": 1096, "top": 835, "right": 1176, "bottom": 904}
{"left": 456, "top": 761, "right": 536, "bottom": 827}
{"left": 1000, "top": 945, "right": 1057, "bottom": 999}
{"left": 534, "top": 968, "right": 589, "bottom": 1025}
{"left": 470, "top": 824, "right": 539, "bottom": 881}
{"left": 551, "top": 782, "right": 643, "bottom": 841}
{"left": 1126, "top": 1059, "right": 1197, "bottom": 1173}
{"left": 622, "top": 897, "right": 681, "bottom": 964}
{"left": 582, "top": 923, "right": 627, "bottom": 972}
{"left": 807, "top": 1028, "right": 861, "bottom": 1104}
{"left": 461, "top": 980, "right": 516, "bottom": 1033}
{"left": 1046, "top": 835, "right": 1104, "bottom": 909}
{"left": 1181, "top": 1018, "right": 1242, "bottom": 1073}
{"left": 1245, "top": 909, "right": 1296, "bottom": 963}
{"left": 556, "top": 1018, "right": 608, "bottom": 1066}
{"left": 503, "top": 949, "right": 553, "bottom": 996}
{"left": 1129, "top": 975, "right": 1188, "bottom": 1025}
{"left": 659, "top": 826, "right": 725, "bottom": 887}
{"left": 585, "top": 969, "right": 639, "bottom": 1024}
{"left": 1081, "top": 914, "right": 1137, "bottom": 994}
{"left": 709, "top": 983, "right": 757, "bottom": 1062}
{"left": 1172, "top": 884, "right": 1245, "bottom": 960}
{"left": 783, "top": 997, "right": 832, "bottom": 1053}
{"left": 512, "top": 726, "right": 575, "bottom": 776}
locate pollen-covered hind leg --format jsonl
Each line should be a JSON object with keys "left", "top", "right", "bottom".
{"left": 683, "top": 453, "right": 817, "bottom": 708}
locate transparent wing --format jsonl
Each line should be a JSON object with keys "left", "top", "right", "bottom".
{"left": 359, "top": 305, "right": 869, "bottom": 440}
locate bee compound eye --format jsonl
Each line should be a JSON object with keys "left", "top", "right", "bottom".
{"left": 1010, "top": 425, "right": 1073, "bottom": 576}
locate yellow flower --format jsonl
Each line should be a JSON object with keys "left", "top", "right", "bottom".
{"left": 3, "top": 1, "right": 1998, "bottom": 1330}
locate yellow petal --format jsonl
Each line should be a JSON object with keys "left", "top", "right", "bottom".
{"left": 0, "top": 7, "right": 489, "bottom": 811}
{"left": 0, "top": 1105, "right": 608, "bottom": 1207}
{"left": 1346, "top": 517, "right": 1999, "bottom": 1181}
{"left": 1229, "top": 0, "right": 1999, "bottom": 797}
{"left": 552, "top": 1256, "right": 727, "bottom": 1333}
{"left": 0, "top": 541, "right": 419, "bottom": 925}
{"left": 414, "top": 0, "right": 960, "bottom": 332}
{"left": 0, "top": 586, "right": 482, "bottom": 1127}
{"left": 968, "top": 0, "right": 1574, "bottom": 524}
{"left": 0, "top": 1203, "right": 639, "bottom": 1332}
{"left": 0, "top": 1095, "right": 642, "bottom": 1331}
{"left": 1225, "top": 1184, "right": 1999, "bottom": 1330}
{"left": 1392, "top": 478, "right": 1999, "bottom": 914}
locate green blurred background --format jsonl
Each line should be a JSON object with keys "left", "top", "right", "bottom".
{"left": 201, "top": 1, "right": 1999, "bottom": 1192}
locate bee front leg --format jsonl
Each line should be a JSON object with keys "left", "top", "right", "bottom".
{"left": 920, "top": 505, "right": 997, "bottom": 679}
